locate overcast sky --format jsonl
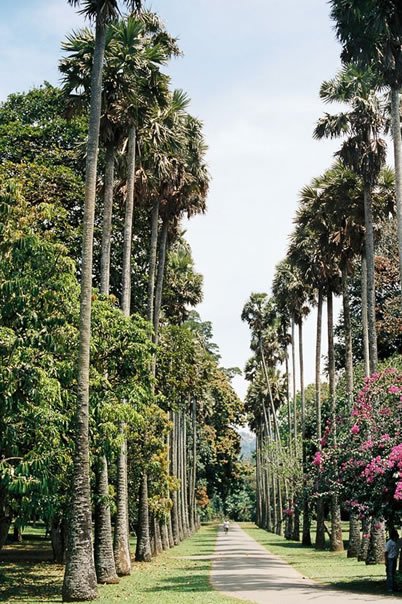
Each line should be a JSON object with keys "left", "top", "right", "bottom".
{"left": 1, "top": 0, "right": 344, "bottom": 398}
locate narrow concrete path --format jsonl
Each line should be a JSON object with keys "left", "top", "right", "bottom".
{"left": 211, "top": 524, "right": 401, "bottom": 604}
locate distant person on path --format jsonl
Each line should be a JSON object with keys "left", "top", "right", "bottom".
{"left": 223, "top": 520, "right": 230, "bottom": 534}
{"left": 384, "top": 528, "right": 400, "bottom": 592}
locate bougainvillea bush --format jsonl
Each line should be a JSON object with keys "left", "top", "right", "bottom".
{"left": 312, "top": 368, "right": 402, "bottom": 526}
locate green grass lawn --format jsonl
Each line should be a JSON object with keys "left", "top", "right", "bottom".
{"left": 0, "top": 524, "right": 250, "bottom": 604}
{"left": 241, "top": 522, "right": 398, "bottom": 597}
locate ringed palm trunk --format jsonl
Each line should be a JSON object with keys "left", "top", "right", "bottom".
{"left": 62, "top": 14, "right": 106, "bottom": 603}
{"left": 363, "top": 184, "right": 378, "bottom": 374}
{"left": 95, "top": 141, "right": 118, "bottom": 585}
{"left": 390, "top": 87, "right": 402, "bottom": 301}
{"left": 358, "top": 517, "right": 371, "bottom": 562}
{"left": 147, "top": 198, "right": 160, "bottom": 325}
{"left": 114, "top": 129, "right": 137, "bottom": 574}
{"left": 327, "top": 289, "right": 343, "bottom": 552}
{"left": 341, "top": 267, "right": 353, "bottom": 405}
{"left": 291, "top": 318, "right": 297, "bottom": 449}
{"left": 347, "top": 511, "right": 361, "bottom": 558}
{"left": 113, "top": 434, "right": 131, "bottom": 574}
{"left": 135, "top": 473, "right": 152, "bottom": 561}
{"left": 94, "top": 457, "right": 119, "bottom": 584}
{"left": 366, "top": 518, "right": 385, "bottom": 565}
{"left": 361, "top": 256, "right": 370, "bottom": 377}
{"left": 99, "top": 141, "right": 115, "bottom": 296}
{"left": 315, "top": 291, "right": 325, "bottom": 550}
{"left": 153, "top": 217, "right": 169, "bottom": 342}
{"left": 299, "top": 321, "right": 311, "bottom": 547}
{"left": 121, "top": 126, "right": 136, "bottom": 315}
{"left": 170, "top": 412, "right": 180, "bottom": 545}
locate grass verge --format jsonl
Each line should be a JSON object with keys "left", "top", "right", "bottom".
{"left": 241, "top": 522, "right": 394, "bottom": 596}
{"left": 0, "top": 524, "right": 249, "bottom": 604}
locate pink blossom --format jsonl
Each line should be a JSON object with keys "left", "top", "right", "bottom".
{"left": 313, "top": 451, "right": 323, "bottom": 467}
{"left": 388, "top": 385, "right": 400, "bottom": 394}
{"left": 351, "top": 424, "right": 360, "bottom": 435}
{"left": 394, "top": 481, "right": 402, "bottom": 501}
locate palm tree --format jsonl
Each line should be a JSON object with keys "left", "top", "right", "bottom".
{"left": 314, "top": 65, "right": 387, "bottom": 374}
{"left": 61, "top": 1, "right": 141, "bottom": 600}
{"left": 330, "top": 0, "right": 402, "bottom": 302}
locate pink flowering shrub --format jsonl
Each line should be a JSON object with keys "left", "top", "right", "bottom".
{"left": 337, "top": 368, "right": 402, "bottom": 520}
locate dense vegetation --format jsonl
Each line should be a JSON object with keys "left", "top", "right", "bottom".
{"left": 243, "top": 0, "right": 402, "bottom": 575}
{"left": 0, "top": 3, "right": 246, "bottom": 602}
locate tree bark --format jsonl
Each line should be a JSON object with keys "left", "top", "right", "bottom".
{"left": 363, "top": 184, "right": 378, "bottom": 374}
{"left": 342, "top": 267, "right": 353, "bottom": 405}
{"left": 366, "top": 518, "right": 385, "bottom": 565}
{"left": 390, "top": 87, "right": 402, "bottom": 304}
{"left": 121, "top": 126, "right": 136, "bottom": 315}
{"left": 328, "top": 289, "right": 343, "bottom": 552}
{"left": 100, "top": 142, "right": 115, "bottom": 296}
{"left": 51, "top": 518, "right": 67, "bottom": 564}
{"left": 361, "top": 256, "right": 370, "bottom": 377}
{"left": 358, "top": 517, "right": 370, "bottom": 562}
{"left": 147, "top": 198, "right": 160, "bottom": 323}
{"left": 62, "top": 14, "right": 105, "bottom": 603}
{"left": 113, "top": 433, "right": 131, "bottom": 575}
{"left": 153, "top": 217, "right": 169, "bottom": 342}
{"left": 94, "top": 457, "right": 119, "bottom": 583}
{"left": 347, "top": 512, "right": 361, "bottom": 558}
{"left": 315, "top": 291, "right": 325, "bottom": 550}
{"left": 291, "top": 318, "right": 297, "bottom": 447}
{"left": 170, "top": 413, "right": 180, "bottom": 545}
{"left": 135, "top": 473, "right": 152, "bottom": 562}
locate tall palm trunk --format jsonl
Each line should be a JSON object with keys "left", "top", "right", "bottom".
{"left": 94, "top": 457, "right": 119, "bottom": 584}
{"left": 363, "top": 184, "right": 378, "bottom": 374}
{"left": 114, "top": 128, "right": 137, "bottom": 573}
{"left": 153, "top": 217, "right": 169, "bottom": 341}
{"left": 255, "top": 432, "right": 262, "bottom": 527}
{"left": 358, "top": 517, "right": 370, "bottom": 562}
{"left": 62, "top": 14, "right": 106, "bottom": 603}
{"left": 95, "top": 141, "right": 118, "bottom": 585}
{"left": 291, "top": 318, "right": 297, "bottom": 447}
{"left": 315, "top": 292, "right": 326, "bottom": 550}
{"left": 328, "top": 290, "right": 343, "bottom": 552}
{"left": 121, "top": 126, "right": 136, "bottom": 314}
{"left": 113, "top": 434, "right": 131, "bottom": 574}
{"left": 361, "top": 256, "right": 370, "bottom": 377}
{"left": 170, "top": 412, "right": 180, "bottom": 545}
{"left": 189, "top": 398, "right": 197, "bottom": 532}
{"left": 390, "top": 88, "right": 402, "bottom": 300}
{"left": 342, "top": 267, "right": 353, "bottom": 405}
{"left": 135, "top": 473, "right": 152, "bottom": 561}
{"left": 366, "top": 518, "right": 385, "bottom": 565}
{"left": 100, "top": 142, "right": 115, "bottom": 295}
{"left": 299, "top": 321, "right": 311, "bottom": 547}
{"left": 147, "top": 198, "right": 160, "bottom": 324}
{"left": 347, "top": 511, "right": 361, "bottom": 558}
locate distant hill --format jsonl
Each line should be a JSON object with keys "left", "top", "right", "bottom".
{"left": 238, "top": 428, "right": 256, "bottom": 461}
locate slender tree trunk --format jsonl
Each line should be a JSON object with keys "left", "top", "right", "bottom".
{"left": 51, "top": 517, "right": 67, "bottom": 564}
{"left": 153, "top": 217, "right": 169, "bottom": 342}
{"left": 147, "top": 198, "right": 160, "bottom": 323}
{"left": 190, "top": 398, "right": 197, "bottom": 532}
{"left": 347, "top": 512, "right": 361, "bottom": 558}
{"left": 170, "top": 413, "right": 180, "bottom": 545}
{"left": 94, "top": 457, "right": 119, "bottom": 584}
{"left": 114, "top": 129, "right": 138, "bottom": 574}
{"left": 113, "top": 433, "right": 131, "bottom": 575}
{"left": 390, "top": 87, "right": 402, "bottom": 302}
{"left": 358, "top": 517, "right": 370, "bottom": 562}
{"left": 298, "top": 321, "right": 310, "bottom": 546}
{"left": 255, "top": 433, "right": 261, "bottom": 527}
{"left": 291, "top": 318, "right": 297, "bottom": 447}
{"left": 363, "top": 183, "right": 378, "bottom": 374}
{"left": 276, "top": 476, "right": 283, "bottom": 536}
{"left": 62, "top": 15, "right": 106, "bottom": 602}
{"left": 366, "top": 518, "right": 385, "bottom": 565}
{"left": 160, "top": 519, "right": 169, "bottom": 551}
{"left": 342, "top": 267, "right": 354, "bottom": 405}
{"left": 135, "top": 473, "right": 152, "bottom": 562}
{"left": 328, "top": 289, "right": 343, "bottom": 552}
{"left": 121, "top": 126, "right": 136, "bottom": 315}
{"left": 361, "top": 256, "right": 370, "bottom": 377}
{"left": 315, "top": 291, "right": 325, "bottom": 550}
{"left": 100, "top": 142, "right": 115, "bottom": 295}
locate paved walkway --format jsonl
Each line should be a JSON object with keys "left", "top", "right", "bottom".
{"left": 211, "top": 524, "right": 401, "bottom": 604}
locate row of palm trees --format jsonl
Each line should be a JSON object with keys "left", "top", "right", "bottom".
{"left": 244, "top": 0, "right": 402, "bottom": 561}
{"left": 63, "top": 1, "right": 209, "bottom": 601}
